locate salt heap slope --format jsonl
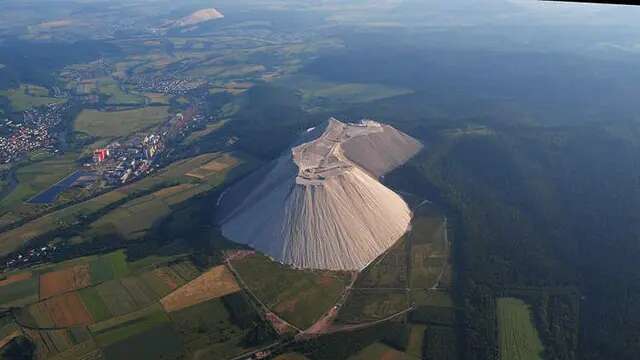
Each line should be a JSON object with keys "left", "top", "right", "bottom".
{"left": 219, "top": 118, "right": 422, "bottom": 270}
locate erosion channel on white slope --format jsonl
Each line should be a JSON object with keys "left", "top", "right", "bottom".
{"left": 218, "top": 118, "right": 422, "bottom": 270}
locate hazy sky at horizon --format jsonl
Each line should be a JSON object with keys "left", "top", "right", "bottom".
{"left": 3, "top": 0, "right": 640, "bottom": 58}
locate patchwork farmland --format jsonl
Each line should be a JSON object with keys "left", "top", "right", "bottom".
{"left": 0, "top": 246, "right": 276, "bottom": 359}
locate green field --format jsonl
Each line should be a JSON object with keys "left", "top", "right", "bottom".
{"left": 16, "top": 301, "right": 53, "bottom": 328}
{"left": 355, "top": 237, "right": 407, "bottom": 289}
{"left": 126, "top": 252, "right": 191, "bottom": 274}
{"left": 183, "top": 119, "right": 229, "bottom": 145}
{"left": 410, "top": 245, "right": 444, "bottom": 289}
{"left": 336, "top": 289, "right": 408, "bottom": 324}
{"left": 89, "top": 196, "right": 171, "bottom": 240}
{"left": 0, "top": 152, "right": 78, "bottom": 212}
{"left": 0, "top": 84, "right": 66, "bottom": 112}
{"left": 233, "top": 253, "right": 350, "bottom": 329}
{"left": 97, "top": 78, "right": 145, "bottom": 106}
{"left": 497, "top": 297, "right": 544, "bottom": 360}
{"left": 348, "top": 342, "right": 411, "bottom": 360}
{"left": 120, "top": 277, "right": 160, "bottom": 308}
{"left": 19, "top": 327, "right": 90, "bottom": 359}
{"left": 137, "top": 271, "right": 173, "bottom": 298}
{"left": 410, "top": 207, "right": 447, "bottom": 245}
{"left": 0, "top": 275, "right": 39, "bottom": 308}
{"left": 90, "top": 304, "right": 183, "bottom": 360}
{"left": 79, "top": 287, "right": 112, "bottom": 322}
{"left": 409, "top": 212, "right": 448, "bottom": 289}
{"left": 411, "top": 289, "right": 453, "bottom": 307}
{"left": 406, "top": 324, "right": 426, "bottom": 358}
{"left": 105, "top": 324, "right": 181, "bottom": 360}
{"left": 275, "top": 75, "right": 413, "bottom": 112}
{"left": 89, "top": 250, "right": 130, "bottom": 284}
{"left": 94, "top": 281, "right": 138, "bottom": 317}
{"left": 184, "top": 64, "right": 265, "bottom": 80}
{"left": 48, "top": 339, "right": 102, "bottom": 360}
{"left": 89, "top": 304, "right": 169, "bottom": 341}
{"left": 170, "top": 296, "right": 260, "bottom": 359}
{"left": 79, "top": 257, "right": 196, "bottom": 322}
{"left": 169, "top": 261, "right": 200, "bottom": 282}
{"left": 74, "top": 106, "right": 169, "bottom": 138}
{"left": 33, "top": 249, "right": 133, "bottom": 284}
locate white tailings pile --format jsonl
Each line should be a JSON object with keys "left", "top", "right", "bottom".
{"left": 218, "top": 118, "right": 422, "bottom": 270}
{"left": 175, "top": 8, "right": 224, "bottom": 27}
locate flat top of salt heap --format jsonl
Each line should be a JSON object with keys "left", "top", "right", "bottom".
{"left": 292, "top": 118, "right": 383, "bottom": 185}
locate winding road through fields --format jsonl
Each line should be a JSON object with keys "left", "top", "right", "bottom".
{"left": 226, "top": 195, "right": 451, "bottom": 359}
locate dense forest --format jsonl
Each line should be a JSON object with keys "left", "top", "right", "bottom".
{"left": 387, "top": 120, "right": 640, "bottom": 359}
{"left": 0, "top": 40, "right": 119, "bottom": 90}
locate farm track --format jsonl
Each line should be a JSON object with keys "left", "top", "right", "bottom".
{"left": 222, "top": 195, "right": 451, "bottom": 359}
{"left": 314, "top": 304, "right": 416, "bottom": 336}
{"left": 225, "top": 258, "right": 303, "bottom": 333}
{"left": 302, "top": 195, "right": 449, "bottom": 335}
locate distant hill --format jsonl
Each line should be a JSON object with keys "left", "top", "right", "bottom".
{"left": 175, "top": 8, "right": 224, "bottom": 28}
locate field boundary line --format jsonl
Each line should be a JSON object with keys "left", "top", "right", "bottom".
{"left": 225, "top": 259, "right": 303, "bottom": 333}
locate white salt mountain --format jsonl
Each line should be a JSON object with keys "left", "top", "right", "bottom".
{"left": 218, "top": 118, "right": 422, "bottom": 271}
{"left": 175, "top": 8, "right": 224, "bottom": 28}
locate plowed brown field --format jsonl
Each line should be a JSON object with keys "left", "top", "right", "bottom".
{"left": 40, "top": 264, "right": 91, "bottom": 299}
{"left": 42, "top": 292, "right": 93, "bottom": 327}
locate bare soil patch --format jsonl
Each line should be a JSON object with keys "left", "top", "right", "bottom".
{"left": 152, "top": 184, "right": 193, "bottom": 198}
{"left": 185, "top": 154, "right": 237, "bottom": 179}
{"left": 39, "top": 264, "right": 91, "bottom": 299}
{"left": 224, "top": 250, "right": 255, "bottom": 262}
{"left": 266, "top": 312, "right": 294, "bottom": 335}
{"left": 160, "top": 265, "right": 240, "bottom": 312}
